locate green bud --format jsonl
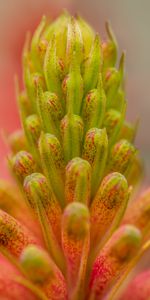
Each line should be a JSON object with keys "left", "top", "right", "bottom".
{"left": 44, "top": 35, "right": 63, "bottom": 100}
{"left": 61, "top": 114, "right": 84, "bottom": 163}
{"left": 38, "top": 132, "right": 65, "bottom": 207}
{"left": 10, "top": 150, "right": 36, "bottom": 184}
{"left": 119, "top": 119, "right": 139, "bottom": 143}
{"left": 7, "top": 129, "right": 28, "bottom": 154}
{"left": 66, "top": 16, "right": 83, "bottom": 69}
{"left": 65, "top": 157, "right": 91, "bottom": 205}
{"left": 82, "top": 74, "right": 106, "bottom": 134}
{"left": 64, "top": 50, "right": 83, "bottom": 115}
{"left": 37, "top": 84, "right": 63, "bottom": 139}
{"left": 83, "top": 34, "right": 102, "bottom": 94}
{"left": 104, "top": 67, "right": 121, "bottom": 107}
{"left": 83, "top": 128, "right": 108, "bottom": 198}
{"left": 102, "top": 21, "right": 118, "bottom": 70}
{"left": 113, "top": 89, "right": 126, "bottom": 112}
{"left": 17, "top": 89, "right": 33, "bottom": 118}
{"left": 20, "top": 245, "right": 53, "bottom": 283}
{"left": 110, "top": 225, "right": 141, "bottom": 261}
{"left": 104, "top": 52, "right": 125, "bottom": 108}
{"left": 107, "top": 139, "right": 136, "bottom": 174}
{"left": 103, "top": 104, "right": 126, "bottom": 147}
{"left": 31, "top": 16, "right": 47, "bottom": 72}
{"left": 25, "top": 114, "right": 41, "bottom": 163}
{"left": 77, "top": 15, "right": 94, "bottom": 58}
{"left": 63, "top": 202, "right": 90, "bottom": 240}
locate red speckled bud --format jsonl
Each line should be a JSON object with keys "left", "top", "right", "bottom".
{"left": 88, "top": 225, "right": 141, "bottom": 300}
{"left": 0, "top": 209, "right": 38, "bottom": 257}
{"left": 90, "top": 172, "right": 129, "bottom": 249}
{"left": 62, "top": 202, "right": 90, "bottom": 298}
{"left": 23, "top": 173, "right": 64, "bottom": 272}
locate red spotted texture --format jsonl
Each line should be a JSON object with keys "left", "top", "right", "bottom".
{"left": 108, "top": 139, "right": 136, "bottom": 174}
{"left": 0, "top": 180, "right": 45, "bottom": 243}
{"left": 62, "top": 203, "right": 90, "bottom": 295}
{"left": 0, "top": 209, "right": 38, "bottom": 256}
{"left": 88, "top": 225, "right": 141, "bottom": 300}
{"left": 90, "top": 172, "right": 128, "bottom": 247}
{"left": 12, "top": 150, "right": 36, "bottom": 183}
{"left": 42, "top": 262, "right": 68, "bottom": 300}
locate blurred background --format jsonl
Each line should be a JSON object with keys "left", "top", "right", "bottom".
{"left": 0, "top": 0, "right": 150, "bottom": 185}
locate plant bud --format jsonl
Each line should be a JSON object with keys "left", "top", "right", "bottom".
{"left": 30, "top": 16, "right": 47, "bottom": 72}
{"left": 65, "top": 157, "right": 91, "bottom": 205}
{"left": 113, "top": 89, "right": 126, "bottom": 111}
{"left": 83, "top": 34, "right": 102, "bottom": 95}
{"left": 25, "top": 115, "right": 41, "bottom": 145}
{"left": 20, "top": 245, "right": 68, "bottom": 300}
{"left": 44, "top": 35, "right": 63, "bottom": 100}
{"left": 66, "top": 16, "right": 83, "bottom": 69}
{"left": 24, "top": 68, "right": 45, "bottom": 113}
{"left": 103, "top": 106, "right": 126, "bottom": 147}
{"left": 0, "top": 209, "right": 38, "bottom": 257}
{"left": 62, "top": 202, "right": 90, "bottom": 295}
{"left": 90, "top": 172, "right": 129, "bottom": 248}
{"left": 82, "top": 74, "right": 106, "bottom": 134}
{"left": 20, "top": 245, "right": 53, "bottom": 283}
{"left": 119, "top": 120, "right": 138, "bottom": 142}
{"left": 7, "top": 129, "right": 28, "bottom": 154}
{"left": 65, "top": 50, "right": 83, "bottom": 115}
{"left": 83, "top": 128, "right": 108, "bottom": 198}
{"left": 17, "top": 89, "right": 33, "bottom": 118}
{"left": 77, "top": 15, "right": 94, "bottom": 58}
{"left": 37, "top": 86, "right": 63, "bottom": 139}
{"left": 38, "top": 132, "right": 65, "bottom": 207}
{"left": 88, "top": 225, "right": 141, "bottom": 300}
{"left": 10, "top": 150, "right": 36, "bottom": 184}
{"left": 102, "top": 21, "right": 118, "bottom": 70}
{"left": 23, "top": 173, "right": 64, "bottom": 271}
{"left": 107, "top": 139, "right": 136, "bottom": 175}
{"left": 61, "top": 114, "right": 83, "bottom": 163}
{"left": 104, "top": 67, "right": 121, "bottom": 107}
